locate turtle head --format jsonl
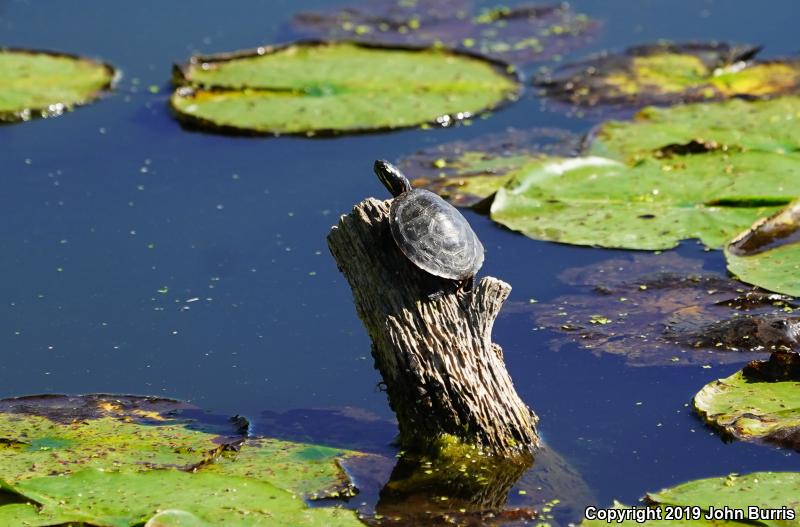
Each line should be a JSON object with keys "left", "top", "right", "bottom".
{"left": 374, "top": 160, "right": 412, "bottom": 198}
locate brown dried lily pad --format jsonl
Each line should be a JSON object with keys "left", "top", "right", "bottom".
{"left": 285, "top": 1, "right": 599, "bottom": 66}
{"left": 523, "top": 253, "right": 798, "bottom": 366}
{"left": 535, "top": 42, "right": 800, "bottom": 107}
{"left": 398, "top": 127, "right": 581, "bottom": 208}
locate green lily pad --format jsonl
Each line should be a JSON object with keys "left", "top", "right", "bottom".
{"left": 0, "top": 502, "right": 86, "bottom": 526}
{"left": 0, "top": 394, "right": 244, "bottom": 483}
{"left": 648, "top": 472, "right": 800, "bottom": 527}
{"left": 171, "top": 41, "right": 520, "bottom": 136}
{"left": 0, "top": 48, "right": 115, "bottom": 123}
{"left": 726, "top": 198, "right": 800, "bottom": 297}
{"left": 694, "top": 354, "right": 800, "bottom": 451}
{"left": 489, "top": 152, "right": 800, "bottom": 250}
{"left": 398, "top": 128, "right": 580, "bottom": 207}
{"left": 0, "top": 395, "right": 370, "bottom": 526}
{"left": 526, "top": 252, "right": 797, "bottom": 366}
{"left": 589, "top": 96, "right": 800, "bottom": 162}
{"left": 205, "top": 438, "right": 362, "bottom": 500}
{"left": 286, "top": 1, "right": 599, "bottom": 66}
{"left": 2, "top": 468, "right": 364, "bottom": 527}
{"left": 582, "top": 472, "right": 800, "bottom": 527}
{"left": 536, "top": 42, "right": 800, "bottom": 107}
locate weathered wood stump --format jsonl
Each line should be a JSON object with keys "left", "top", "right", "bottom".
{"left": 328, "top": 197, "right": 539, "bottom": 457}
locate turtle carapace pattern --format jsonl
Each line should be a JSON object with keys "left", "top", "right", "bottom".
{"left": 374, "top": 160, "right": 484, "bottom": 282}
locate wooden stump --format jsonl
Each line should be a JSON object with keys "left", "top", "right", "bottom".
{"left": 328, "top": 198, "right": 539, "bottom": 457}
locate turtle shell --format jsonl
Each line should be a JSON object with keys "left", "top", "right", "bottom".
{"left": 389, "top": 189, "right": 484, "bottom": 280}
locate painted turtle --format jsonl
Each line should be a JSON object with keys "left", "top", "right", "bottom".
{"left": 374, "top": 160, "right": 484, "bottom": 285}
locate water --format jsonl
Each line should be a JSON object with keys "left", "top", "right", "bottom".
{"left": 1, "top": 0, "right": 799, "bottom": 518}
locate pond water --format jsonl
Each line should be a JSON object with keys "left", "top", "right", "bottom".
{"left": 1, "top": 0, "right": 799, "bottom": 521}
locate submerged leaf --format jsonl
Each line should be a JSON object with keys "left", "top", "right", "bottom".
{"left": 726, "top": 198, "right": 800, "bottom": 296}
{"left": 398, "top": 127, "right": 581, "bottom": 207}
{"left": 0, "top": 48, "right": 115, "bottom": 122}
{"left": 171, "top": 41, "right": 519, "bottom": 136}
{"left": 536, "top": 42, "right": 800, "bottom": 107}
{"left": 286, "top": 1, "right": 599, "bottom": 66}
{"left": 694, "top": 352, "right": 800, "bottom": 451}
{"left": 526, "top": 253, "right": 796, "bottom": 366}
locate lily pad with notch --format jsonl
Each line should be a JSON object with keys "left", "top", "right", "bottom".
{"left": 0, "top": 48, "right": 116, "bottom": 123}
{"left": 398, "top": 127, "right": 581, "bottom": 208}
{"left": 535, "top": 42, "right": 800, "bottom": 108}
{"left": 285, "top": 1, "right": 599, "bottom": 66}
{"left": 171, "top": 41, "right": 520, "bottom": 136}
{"left": 524, "top": 253, "right": 798, "bottom": 366}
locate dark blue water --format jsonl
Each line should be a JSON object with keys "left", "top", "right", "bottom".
{"left": 1, "top": 0, "right": 799, "bottom": 515}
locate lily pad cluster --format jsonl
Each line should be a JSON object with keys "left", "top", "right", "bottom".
{"left": 524, "top": 252, "right": 797, "bottom": 366}
{"left": 286, "top": 0, "right": 599, "bottom": 66}
{"left": 410, "top": 95, "right": 800, "bottom": 258}
{"left": 536, "top": 42, "right": 800, "bottom": 107}
{"left": 170, "top": 41, "right": 520, "bottom": 136}
{"left": 582, "top": 472, "right": 800, "bottom": 526}
{"left": 0, "top": 394, "right": 366, "bottom": 526}
{"left": 0, "top": 48, "right": 115, "bottom": 123}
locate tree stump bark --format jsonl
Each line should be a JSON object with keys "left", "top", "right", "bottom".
{"left": 328, "top": 198, "right": 539, "bottom": 457}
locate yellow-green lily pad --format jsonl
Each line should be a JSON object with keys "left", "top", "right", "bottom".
{"left": 0, "top": 48, "right": 115, "bottom": 123}
{"left": 536, "top": 42, "right": 800, "bottom": 107}
{"left": 287, "top": 1, "right": 599, "bottom": 66}
{"left": 171, "top": 41, "right": 520, "bottom": 136}
{"left": 0, "top": 394, "right": 245, "bottom": 483}
{"left": 694, "top": 353, "right": 800, "bottom": 451}
{"left": 0, "top": 394, "right": 369, "bottom": 526}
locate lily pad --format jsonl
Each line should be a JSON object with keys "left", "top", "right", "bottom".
{"left": 0, "top": 48, "right": 115, "bottom": 122}
{"left": 2, "top": 468, "right": 363, "bottom": 527}
{"left": 582, "top": 472, "right": 800, "bottom": 526}
{"left": 0, "top": 394, "right": 245, "bottom": 483}
{"left": 726, "top": 198, "right": 800, "bottom": 297}
{"left": 536, "top": 42, "right": 800, "bottom": 107}
{"left": 525, "top": 253, "right": 797, "bottom": 366}
{"left": 286, "top": 1, "right": 599, "bottom": 66}
{"left": 648, "top": 472, "right": 800, "bottom": 526}
{"left": 489, "top": 151, "right": 800, "bottom": 250}
{"left": 398, "top": 127, "right": 581, "bottom": 207}
{"left": 171, "top": 41, "right": 520, "bottom": 136}
{"left": 0, "top": 395, "right": 369, "bottom": 526}
{"left": 588, "top": 96, "right": 800, "bottom": 162}
{"left": 694, "top": 353, "right": 800, "bottom": 451}
{"left": 204, "top": 438, "right": 360, "bottom": 499}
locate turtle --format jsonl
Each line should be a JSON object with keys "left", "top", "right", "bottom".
{"left": 374, "top": 159, "right": 484, "bottom": 289}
